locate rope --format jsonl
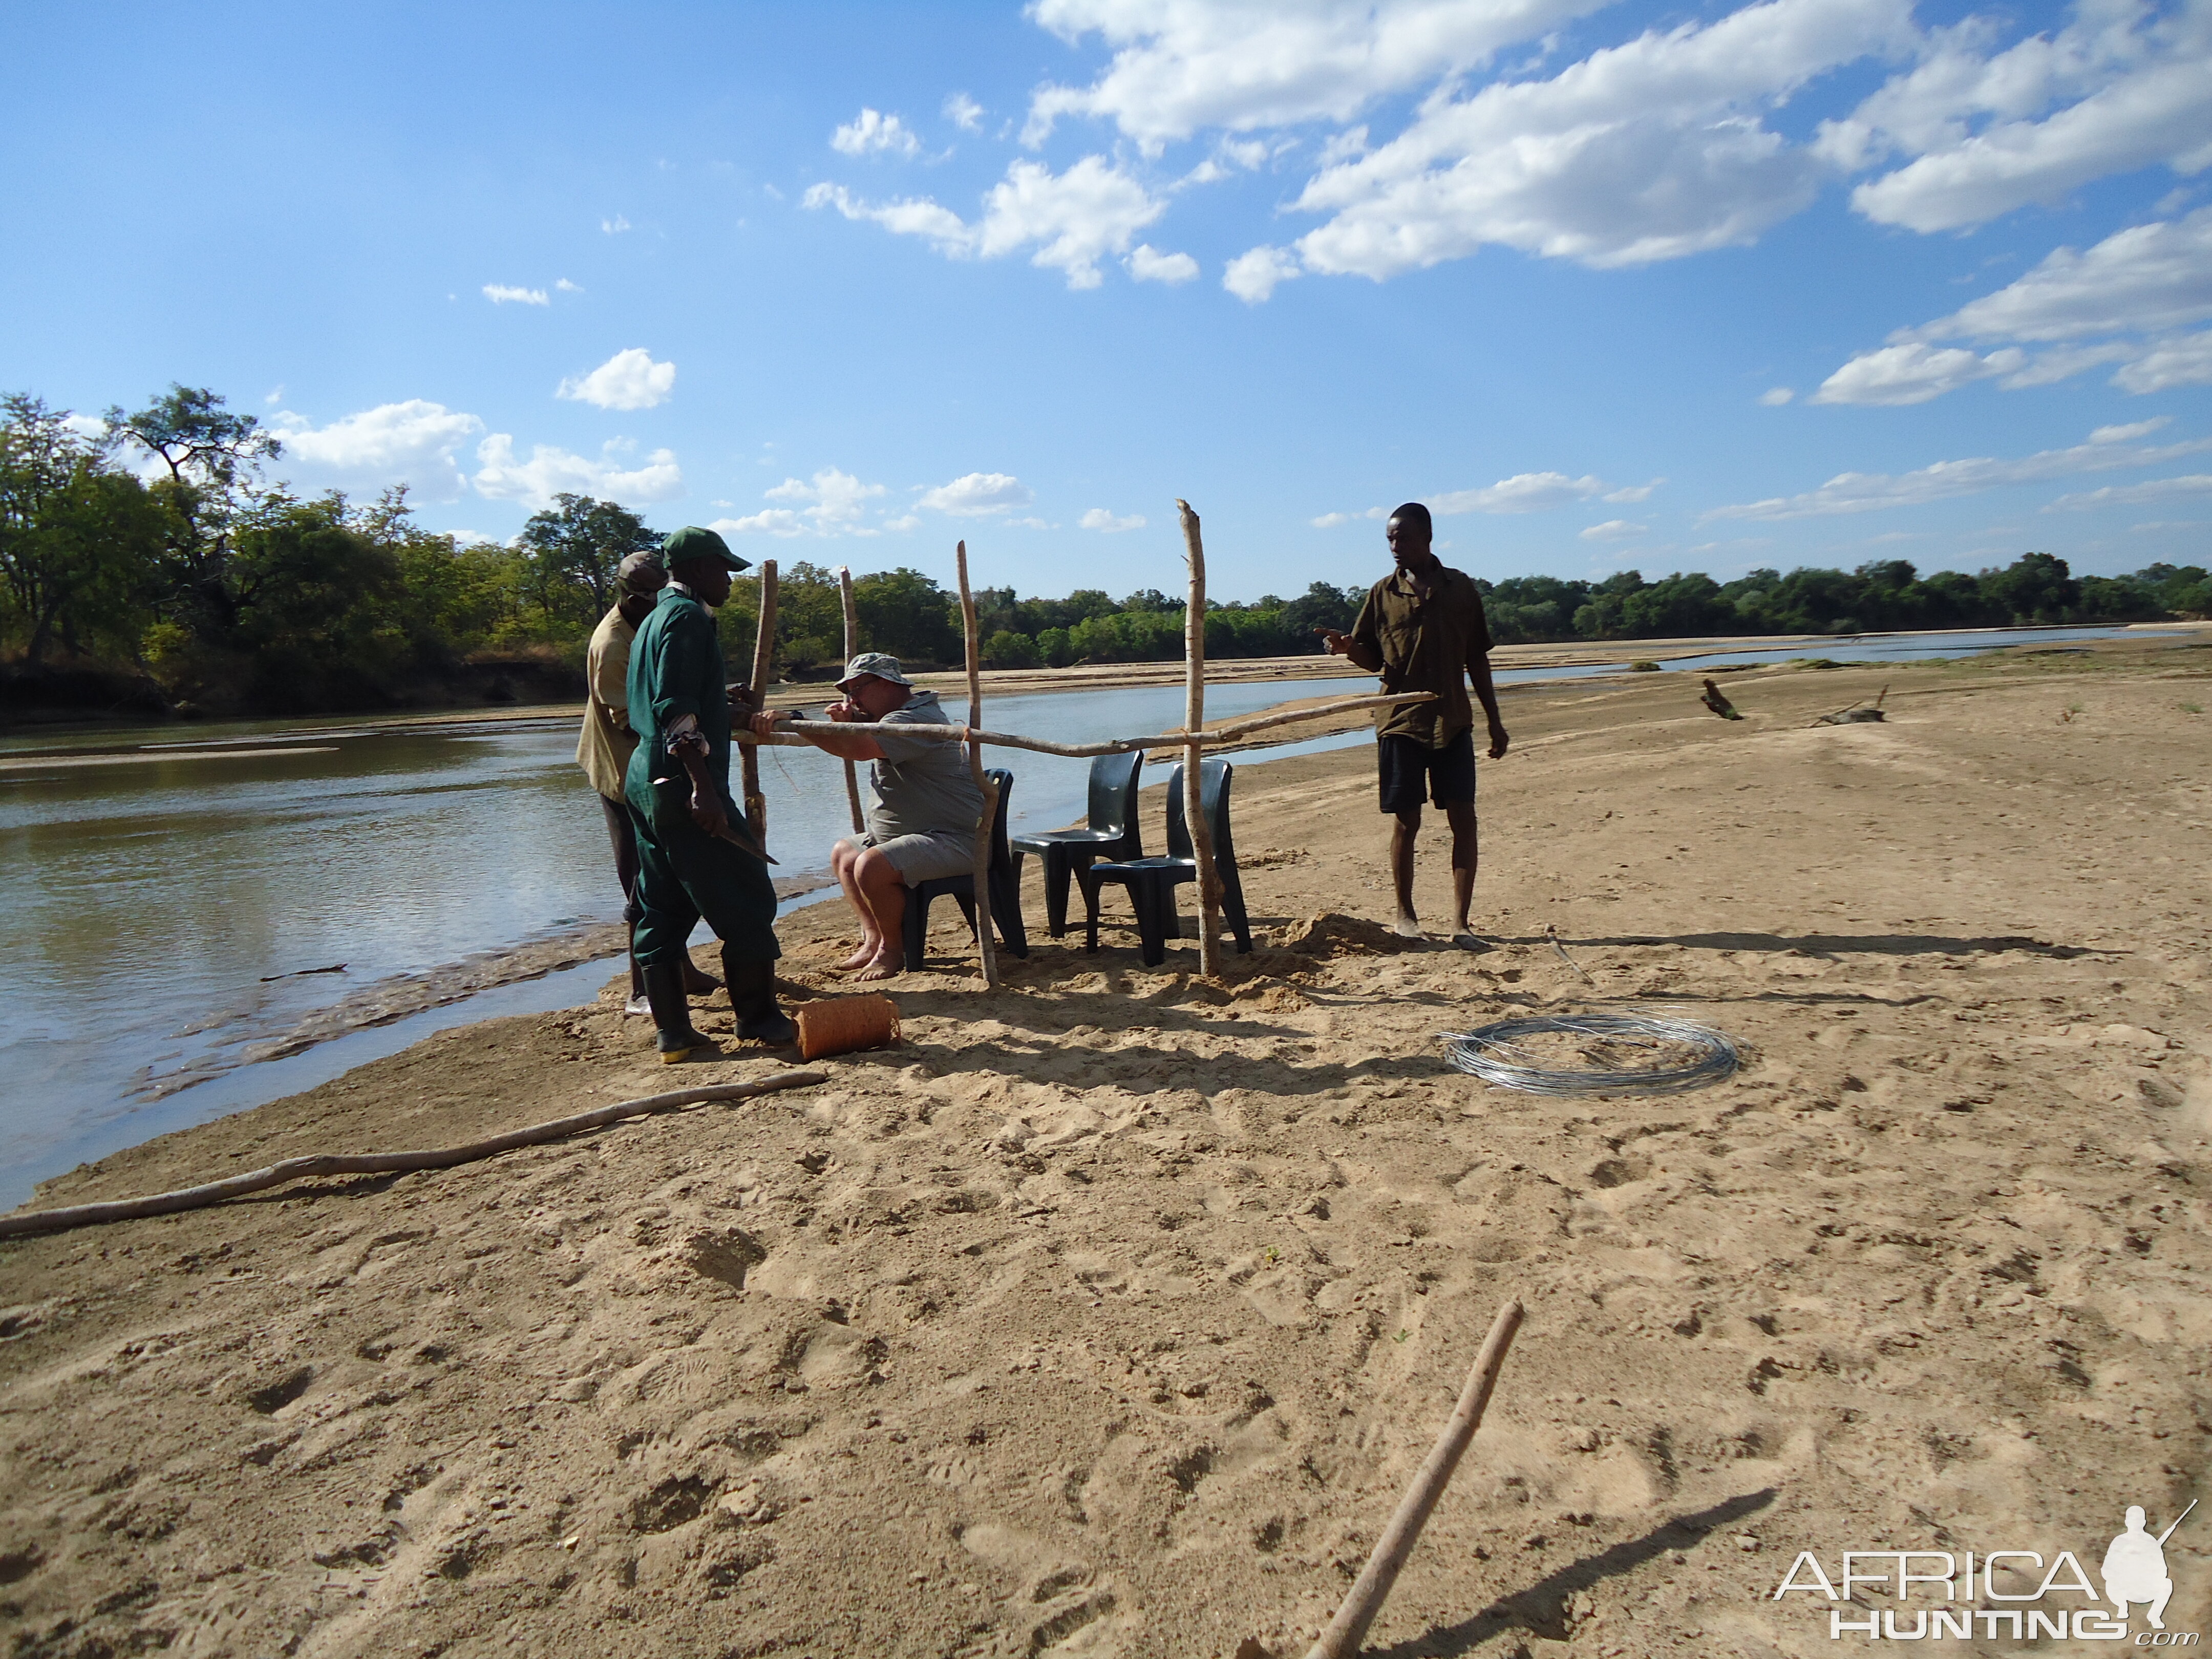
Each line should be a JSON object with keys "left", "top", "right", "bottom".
{"left": 1439, "top": 1013, "right": 1740, "bottom": 1096}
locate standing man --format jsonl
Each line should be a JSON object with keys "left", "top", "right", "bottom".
{"left": 576, "top": 550, "right": 718, "bottom": 1013}
{"left": 752, "top": 652, "right": 981, "bottom": 982}
{"left": 625, "top": 525, "right": 794, "bottom": 1060}
{"left": 1322, "top": 502, "right": 1509, "bottom": 948}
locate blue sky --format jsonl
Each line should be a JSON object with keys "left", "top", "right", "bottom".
{"left": 4, "top": 0, "right": 2208, "bottom": 603}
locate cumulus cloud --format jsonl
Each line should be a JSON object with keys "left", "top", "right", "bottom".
{"left": 2045, "top": 472, "right": 2212, "bottom": 509}
{"left": 472, "top": 434, "right": 684, "bottom": 509}
{"left": 1831, "top": 2, "right": 2212, "bottom": 233}
{"left": 944, "top": 92, "right": 985, "bottom": 133}
{"left": 1224, "top": 245, "right": 1302, "bottom": 303}
{"left": 1432, "top": 471, "right": 1612, "bottom": 513}
{"left": 2117, "top": 328, "right": 2212, "bottom": 392}
{"left": 1705, "top": 429, "right": 2212, "bottom": 520}
{"left": 557, "top": 347, "right": 677, "bottom": 411}
{"left": 1759, "top": 387, "right": 1796, "bottom": 405}
{"left": 712, "top": 469, "right": 891, "bottom": 537}
{"left": 602, "top": 215, "right": 631, "bottom": 234}
{"left": 1311, "top": 508, "right": 1388, "bottom": 527}
{"left": 806, "top": 156, "right": 1165, "bottom": 288}
{"left": 920, "top": 472, "right": 1035, "bottom": 515}
{"left": 271, "top": 401, "right": 486, "bottom": 502}
{"left": 1126, "top": 244, "right": 1200, "bottom": 283}
{"left": 483, "top": 284, "right": 549, "bottom": 306}
{"left": 1812, "top": 342, "right": 2024, "bottom": 405}
{"left": 1080, "top": 507, "right": 1147, "bottom": 531}
{"left": 1023, "top": 0, "right": 1615, "bottom": 150}
{"left": 832, "top": 107, "right": 921, "bottom": 158}
{"left": 1580, "top": 519, "right": 1647, "bottom": 539}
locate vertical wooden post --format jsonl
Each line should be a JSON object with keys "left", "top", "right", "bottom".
{"left": 954, "top": 541, "right": 1001, "bottom": 991}
{"left": 1177, "top": 499, "right": 1223, "bottom": 980}
{"left": 837, "top": 565, "right": 864, "bottom": 835}
{"left": 743, "top": 559, "right": 777, "bottom": 844}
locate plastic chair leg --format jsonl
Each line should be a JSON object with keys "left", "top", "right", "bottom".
{"left": 1222, "top": 874, "right": 1253, "bottom": 953}
{"left": 990, "top": 867, "right": 1029, "bottom": 958}
{"left": 902, "top": 887, "right": 930, "bottom": 972}
{"left": 1133, "top": 875, "right": 1171, "bottom": 968}
{"left": 1041, "top": 847, "right": 1072, "bottom": 937}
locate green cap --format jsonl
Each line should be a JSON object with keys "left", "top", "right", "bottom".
{"left": 660, "top": 525, "right": 751, "bottom": 572}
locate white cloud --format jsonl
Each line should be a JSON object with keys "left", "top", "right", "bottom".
{"left": 920, "top": 472, "right": 1035, "bottom": 516}
{"left": 1023, "top": 0, "right": 1616, "bottom": 150}
{"left": 1705, "top": 430, "right": 2212, "bottom": 520}
{"left": 482, "top": 284, "right": 549, "bottom": 306}
{"left": 1126, "top": 244, "right": 1200, "bottom": 283}
{"left": 2090, "top": 417, "right": 2171, "bottom": 443}
{"left": 1603, "top": 479, "right": 1663, "bottom": 502}
{"left": 472, "top": 434, "right": 684, "bottom": 509}
{"left": 883, "top": 513, "right": 922, "bottom": 533}
{"left": 271, "top": 401, "right": 486, "bottom": 502}
{"left": 1580, "top": 519, "right": 1647, "bottom": 539}
{"left": 602, "top": 215, "right": 631, "bottom": 233}
{"left": 1311, "top": 508, "right": 1390, "bottom": 527}
{"left": 2116, "top": 328, "right": 2212, "bottom": 393}
{"left": 713, "top": 468, "right": 890, "bottom": 537}
{"left": 1274, "top": 0, "right": 1908, "bottom": 284}
{"left": 555, "top": 278, "right": 583, "bottom": 294}
{"left": 1432, "top": 471, "right": 1610, "bottom": 513}
{"left": 1080, "top": 507, "right": 1147, "bottom": 531}
{"left": 60, "top": 413, "right": 108, "bottom": 443}
{"left": 1835, "top": 2, "right": 2212, "bottom": 234}
{"left": 832, "top": 107, "right": 921, "bottom": 158}
{"left": 1812, "top": 341, "right": 2023, "bottom": 405}
{"left": 944, "top": 92, "right": 985, "bottom": 133}
{"left": 713, "top": 509, "right": 806, "bottom": 539}
{"left": 806, "top": 156, "right": 1165, "bottom": 288}
{"left": 1759, "top": 386, "right": 1795, "bottom": 405}
{"left": 2045, "top": 473, "right": 2212, "bottom": 509}
{"left": 557, "top": 347, "right": 677, "bottom": 411}
{"left": 1224, "top": 244, "right": 1302, "bottom": 303}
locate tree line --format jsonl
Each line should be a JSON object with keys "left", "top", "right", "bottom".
{"left": 3, "top": 385, "right": 2206, "bottom": 716}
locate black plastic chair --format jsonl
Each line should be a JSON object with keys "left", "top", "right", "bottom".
{"left": 1083, "top": 759, "right": 1252, "bottom": 967}
{"left": 903, "top": 768, "right": 1030, "bottom": 971}
{"left": 1009, "top": 750, "right": 1144, "bottom": 938}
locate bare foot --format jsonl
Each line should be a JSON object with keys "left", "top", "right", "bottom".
{"left": 837, "top": 937, "right": 882, "bottom": 971}
{"left": 1393, "top": 914, "right": 1423, "bottom": 939}
{"left": 849, "top": 949, "right": 902, "bottom": 983}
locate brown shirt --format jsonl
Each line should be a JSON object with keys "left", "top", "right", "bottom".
{"left": 1348, "top": 565, "right": 1496, "bottom": 748}
{"left": 576, "top": 605, "right": 640, "bottom": 800}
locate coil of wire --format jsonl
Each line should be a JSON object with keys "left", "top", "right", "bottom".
{"left": 1440, "top": 1012, "right": 1740, "bottom": 1096}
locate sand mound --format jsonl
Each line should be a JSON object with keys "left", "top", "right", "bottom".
{"left": 1272, "top": 910, "right": 1422, "bottom": 958}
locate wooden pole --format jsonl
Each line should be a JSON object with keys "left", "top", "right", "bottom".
{"left": 743, "top": 559, "right": 779, "bottom": 843}
{"left": 0, "top": 1072, "right": 831, "bottom": 1239}
{"left": 1177, "top": 500, "right": 1223, "bottom": 979}
{"left": 1305, "top": 1300, "right": 1525, "bottom": 1659}
{"left": 837, "top": 564, "right": 865, "bottom": 834}
{"left": 954, "top": 541, "right": 1001, "bottom": 990}
{"left": 731, "top": 690, "right": 1438, "bottom": 758}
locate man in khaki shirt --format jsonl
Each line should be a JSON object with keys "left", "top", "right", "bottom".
{"left": 578, "top": 551, "right": 718, "bottom": 1010}
{"left": 1322, "top": 502, "right": 1509, "bottom": 948}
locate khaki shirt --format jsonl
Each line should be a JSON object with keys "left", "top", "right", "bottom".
{"left": 1348, "top": 565, "right": 1496, "bottom": 748}
{"left": 576, "top": 606, "right": 639, "bottom": 800}
{"left": 866, "top": 689, "right": 983, "bottom": 842}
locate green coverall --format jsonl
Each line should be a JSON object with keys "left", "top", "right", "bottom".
{"left": 622, "top": 586, "right": 781, "bottom": 968}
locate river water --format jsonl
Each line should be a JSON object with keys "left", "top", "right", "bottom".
{"left": 0, "top": 624, "right": 2180, "bottom": 1206}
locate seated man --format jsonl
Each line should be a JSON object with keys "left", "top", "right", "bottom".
{"left": 753, "top": 652, "right": 981, "bottom": 980}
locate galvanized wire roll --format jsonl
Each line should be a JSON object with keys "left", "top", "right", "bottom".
{"left": 1440, "top": 1012, "right": 1740, "bottom": 1096}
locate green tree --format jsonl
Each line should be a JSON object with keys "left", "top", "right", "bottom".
{"left": 1, "top": 395, "right": 165, "bottom": 661}
{"left": 1981, "top": 552, "right": 2079, "bottom": 625}
{"left": 516, "top": 494, "right": 662, "bottom": 629}
{"left": 852, "top": 567, "right": 961, "bottom": 663}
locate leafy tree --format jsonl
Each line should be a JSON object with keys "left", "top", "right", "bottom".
{"left": 1981, "top": 551, "right": 2080, "bottom": 625}
{"left": 982, "top": 628, "right": 1040, "bottom": 668}
{"left": 516, "top": 493, "right": 662, "bottom": 629}
{"left": 852, "top": 567, "right": 961, "bottom": 663}
{"left": 0, "top": 395, "right": 165, "bottom": 661}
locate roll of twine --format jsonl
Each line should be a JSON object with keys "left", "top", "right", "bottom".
{"left": 795, "top": 994, "right": 901, "bottom": 1062}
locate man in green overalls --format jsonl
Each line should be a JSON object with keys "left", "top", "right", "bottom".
{"left": 624, "top": 525, "right": 795, "bottom": 1060}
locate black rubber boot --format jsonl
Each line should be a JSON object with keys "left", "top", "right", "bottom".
{"left": 642, "top": 962, "right": 714, "bottom": 1064}
{"left": 726, "top": 952, "right": 797, "bottom": 1045}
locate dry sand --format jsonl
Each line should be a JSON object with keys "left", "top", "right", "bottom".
{"left": 3, "top": 638, "right": 2208, "bottom": 1659}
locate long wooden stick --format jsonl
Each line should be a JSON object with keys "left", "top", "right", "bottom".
{"left": 955, "top": 541, "right": 1001, "bottom": 990}
{"left": 734, "top": 690, "right": 1435, "bottom": 757}
{"left": 1305, "top": 1300, "right": 1525, "bottom": 1659}
{"left": 837, "top": 564, "right": 865, "bottom": 834}
{"left": 1178, "top": 499, "right": 1222, "bottom": 979}
{"left": 0, "top": 1071, "right": 831, "bottom": 1239}
{"left": 743, "top": 559, "right": 779, "bottom": 843}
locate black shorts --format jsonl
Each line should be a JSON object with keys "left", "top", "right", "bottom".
{"left": 1378, "top": 730, "right": 1477, "bottom": 814}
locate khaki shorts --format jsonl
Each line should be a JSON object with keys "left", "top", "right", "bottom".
{"left": 839, "top": 830, "right": 975, "bottom": 887}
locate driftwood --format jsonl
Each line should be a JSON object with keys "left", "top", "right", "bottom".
{"left": 0, "top": 1071, "right": 830, "bottom": 1239}
{"left": 1813, "top": 682, "right": 1889, "bottom": 726}
{"left": 732, "top": 690, "right": 1435, "bottom": 758}
{"left": 837, "top": 565, "right": 865, "bottom": 834}
{"left": 1305, "top": 1300, "right": 1525, "bottom": 1659}
{"left": 1179, "top": 500, "right": 1224, "bottom": 979}
{"left": 743, "top": 560, "right": 779, "bottom": 842}
{"left": 1699, "top": 678, "right": 1743, "bottom": 720}
{"left": 955, "top": 541, "right": 1001, "bottom": 990}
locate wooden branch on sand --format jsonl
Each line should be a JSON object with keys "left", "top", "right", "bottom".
{"left": 731, "top": 691, "right": 1436, "bottom": 758}
{"left": 1179, "top": 499, "right": 1223, "bottom": 980}
{"left": 0, "top": 1071, "right": 831, "bottom": 1239}
{"left": 1304, "top": 1300, "right": 1525, "bottom": 1659}
{"left": 837, "top": 564, "right": 865, "bottom": 834}
{"left": 743, "top": 559, "right": 779, "bottom": 842}
{"left": 955, "top": 541, "right": 1002, "bottom": 991}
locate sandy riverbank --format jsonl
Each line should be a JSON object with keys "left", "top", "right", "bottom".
{"left": 3, "top": 636, "right": 2207, "bottom": 1658}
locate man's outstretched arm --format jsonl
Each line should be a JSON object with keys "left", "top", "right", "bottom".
{"left": 1469, "top": 652, "right": 1509, "bottom": 759}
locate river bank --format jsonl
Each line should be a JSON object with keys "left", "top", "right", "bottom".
{"left": 3, "top": 634, "right": 2207, "bottom": 1657}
